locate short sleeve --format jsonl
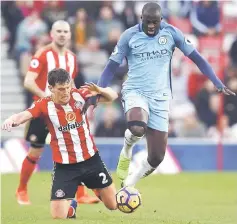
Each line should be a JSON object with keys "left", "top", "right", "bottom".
{"left": 28, "top": 54, "right": 45, "bottom": 74}
{"left": 27, "top": 99, "right": 44, "bottom": 118}
{"left": 71, "top": 88, "right": 92, "bottom": 107}
{"left": 170, "top": 26, "right": 195, "bottom": 56}
{"left": 109, "top": 29, "right": 133, "bottom": 64}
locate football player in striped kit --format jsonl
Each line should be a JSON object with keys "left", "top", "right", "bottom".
{"left": 2, "top": 68, "right": 119, "bottom": 219}
{"left": 17, "top": 20, "right": 99, "bottom": 205}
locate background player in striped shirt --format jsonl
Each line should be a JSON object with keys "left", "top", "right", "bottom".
{"left": 17, "top": 20, "right": 99, "bottom": 205}
{"left": 2, "top": 68, "right": 118, "bottom": 219}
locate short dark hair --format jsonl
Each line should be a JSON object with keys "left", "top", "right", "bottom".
{"left": 48, "top": 68, "right": 71, "bottom": 86}
{"left": 142, "top": 2, "right": 161, "bottom": 15}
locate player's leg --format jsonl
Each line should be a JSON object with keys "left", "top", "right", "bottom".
{"left": 117, "top": 92, "right": 149, "bottom": 180}
{"left": 50, "top": 163, "right": 79, "bottom": 219}
{"left": 51, "top": 199, "right": 78, "bottom": 219}
{"left": 124, "top": 129, "right": 168, "bottom": 186}
{"left": 124, "top": 100, "right": 169, "bottom": 187}
{"left": 117, "top": 108, "right": 148, "bottom": 180}
{"left": 17, "top": 147, "right": 43, "bottom": 193}
{"left": 146, "top": 128, "right": 168, "bottom": 169}
{"left": 94, "top": 184, "right": 117, "bottom": 210}
{"left": 82, "top": 152, "right": 117, "bottom": 210}
{"left": 16, "top": 118, "right": 47, "bottom": 205}
{"left": 51, "top": 200, "right": 72, "bottom": 219}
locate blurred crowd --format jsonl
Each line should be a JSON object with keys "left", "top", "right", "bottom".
{"left": 1, "top": 0, "right": 237, "bottom": 139}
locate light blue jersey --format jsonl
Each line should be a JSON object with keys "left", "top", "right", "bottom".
{"left": 110, "top": 21, "right": 195, "bottom": 100}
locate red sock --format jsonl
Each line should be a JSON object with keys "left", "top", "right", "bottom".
{"left": 67, "top": 206, "right": 75, "bottom": 218}
{"left": 76, "top": 185, "right": 87, "bottom": 199}
{"left": 17, "top": 155, "right": 39, "bottom": 192}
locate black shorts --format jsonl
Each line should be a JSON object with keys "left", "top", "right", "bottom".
{"left": 50, "top": 152, "right": 113, "bottom": 200}
{"left": 25, "top": 117, "right": 49, "bottom": 148}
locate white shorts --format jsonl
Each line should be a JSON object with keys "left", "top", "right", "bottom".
{"left": 122, "top": 91, "right": 169, "bottom": 132}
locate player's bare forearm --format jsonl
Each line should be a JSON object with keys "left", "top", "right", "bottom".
{"left": 24, "top": 71, "right": 47, "bottom": 98}
{"left": 1, "top": 111, "right": 33, "bottom": 132}
{"left": 81, "top": 83, "right": 118, "bottom": 103}
{"left": 10, "top": 111, "right": 32, "bottom": 125}
{"left": 25, "top": 83, "right": 46, "bottom": 98}
{"left": 98, "top": 87, "right": 118, "bottom": 103}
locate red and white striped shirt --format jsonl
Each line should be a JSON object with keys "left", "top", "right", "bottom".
{"left": 27, "top": 88, "right": 97, "bottom": 164}
{"left": 28, "top": 44, "right": 78, "bottom": 100}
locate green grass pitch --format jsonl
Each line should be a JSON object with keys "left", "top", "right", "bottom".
{"left": 1, "top": 172, "right": 237, "bottom": 224}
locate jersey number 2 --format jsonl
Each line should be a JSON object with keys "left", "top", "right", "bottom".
{"left": 99, "top": 172, "right": 108, "bottom": 184}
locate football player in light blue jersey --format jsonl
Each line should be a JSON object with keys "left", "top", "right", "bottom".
{"left": 85, "top": 2, "right": 235, "bottom": 187}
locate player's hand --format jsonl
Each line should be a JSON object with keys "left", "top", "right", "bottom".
{"left": 81, "top": 82, "right": 102, "bottom": 96}
{"left": 217, "top": 86, "right": 236, "bottom": 96}
{"left": 1, "top": 118, "right": 17, "bottom": 132}
{"left": 81, "top": 96, "right": 98, "bottom": 115}
{"left": 81, "top": 83, "right": 101, "bottom": 114}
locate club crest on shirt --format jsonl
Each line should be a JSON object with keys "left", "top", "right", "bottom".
{"left": 158, "top": 36, "right": 167, "bottom": 45}
{"left": 65, "top": 111, "right": 76, "bottom": 122}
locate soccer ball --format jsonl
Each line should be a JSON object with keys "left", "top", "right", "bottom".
{"left": 116, "top": 186, "right": 142, "bottom": 213}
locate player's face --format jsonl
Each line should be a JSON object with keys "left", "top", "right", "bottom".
{"left": 50, "top": 82, "right": 72, "bottom": 104}
{"left": 141, "top": 11, "right": 162, "bottom": 36}
{"left": 51, "top": 24, "right": 71, "bottom": 48}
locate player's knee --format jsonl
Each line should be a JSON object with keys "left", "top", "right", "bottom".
{"left": 104, "top": 200, "right": 117, "bottom": 210}
{"left": 148, "top": 153, "right": 165, "bottom": 168}
{"left": 129, "top": 125, "right": 145, "bottom": 137}
{"left": 128, "top": 121, "right": 147, "bottom": 137}
{"left": 50, "top": 201, "right": 68, "bottom": 219}
{"left": 99, "top": 184, "right": 117, "bottom": 210}
{"left": 51, "top": 207, "right": 67, "bottom": 219}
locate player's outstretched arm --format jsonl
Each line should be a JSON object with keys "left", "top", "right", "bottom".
{"left": 188, "top": 49, "right": 236, "bottom": 96}
{"left": 81, "top": 83, "right": 118, "bottom": 103}
{"left": 98, "top": 87, "right": 118, "bottom": 102}
{"left": 1, "top": 111, "right": 33, "bottom": 132}
{"left": 170, "top": 25, "right": 235, "bottom": 96}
